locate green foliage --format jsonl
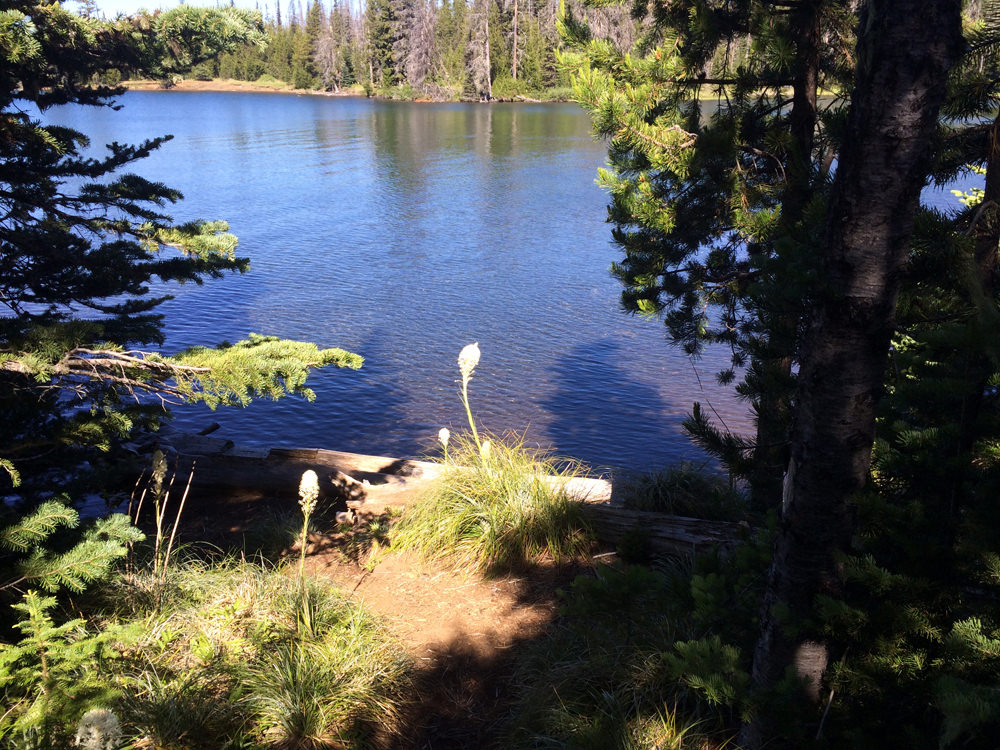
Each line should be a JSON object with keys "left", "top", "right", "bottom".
{"left": 0, "top": 590, "right": 134, "bottom": 746}
{"left": 506, "top": 557, "right": 749, "bottom": 748}
{"left": 1, "top": 501, "right": 143, "bottom": 595}
{"left": 781, "top": 9, "right": 1000, "bottom": 744}
{"left": 246, "top": 596, "right": 408, "bottom": 748}
{"left": 393, "top": 432, "right": 592, "bottom": 575}
{"left": 171, "top": 334, "right": 362, "bottom": 408}
{"left": 157, "top": 0, "right": 604, "bottom": 100}
{"left": 105, "top": 557, "right": 411, "bottom": 749}
{"left": 135, "top": 5, "right": 267, "bottom": 80}
{"left": 565, "top": 0, "right": 858, "bottom": 512}
{"left": 621, "top": 462, "right": 748, "bottom": 521}
{"left": 664, "top": 636, "right": 748, "bottom": 709}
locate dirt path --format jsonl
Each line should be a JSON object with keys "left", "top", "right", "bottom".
{"left": 307, "top": 549, "right": 557, "bottom": 655}
{"left": 304, "top": 541, "right": 583, "bottom": 749}
{"left": 180, "top": 485, "right": 591, "bottom": 748}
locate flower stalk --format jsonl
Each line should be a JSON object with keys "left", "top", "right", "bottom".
{"left": 297, "top": 470, "right": 320, "bottom": 581}
{"left": 458, "top": 342, "right": 482, "bottom": 450}
{"left": 438, "top": 427, "right": 450, "bottom": 462}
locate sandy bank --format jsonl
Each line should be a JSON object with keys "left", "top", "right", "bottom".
{"left": 123, "top": 77, "right": 364, "bottom": 97}
{"left": 122, "top": 78, "right": 571, "bottom": 103}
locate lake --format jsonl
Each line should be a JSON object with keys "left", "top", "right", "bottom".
{"left": 44, "top": 92, "right": 974, "bottom": 473}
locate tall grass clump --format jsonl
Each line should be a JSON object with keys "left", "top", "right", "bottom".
{"left": 392, "top": 343, "right": 592, "bottom": 575}
{"left": 394, "top": 431, "right": 592, "bottom": 575}
{"left": 246, "top": 594, "right": 410, "bottom": 749}
{"left": 99, "top": 555, "right": 411, "bottom": 749}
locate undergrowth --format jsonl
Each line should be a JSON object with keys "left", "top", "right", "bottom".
{"left": 620, "top": 463, "right": 748, "bottom": 522}
{"left": 502, "top": 527, "right": 773, "bottom": 749}
{"left": 84, "top": 555, "right": 409, "bottom": 749}
{"left": 392, "top": 431, "right": 593, "bottom": 575}
{"left": 392, "top": 343, "right": 593, "bottom": 575}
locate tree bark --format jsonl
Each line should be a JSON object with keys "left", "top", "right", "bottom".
{"left": 512, "top": 0, "right": 519, "bottom": 80}
{"left": 749, "top": 0, "right": 822, "bottom": 512}
{"left": 739, "top": 1, "right": 963, "bottom": 746}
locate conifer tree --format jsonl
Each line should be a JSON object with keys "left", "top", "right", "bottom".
{"left": 316, "top": 0, "right": 353, "bottom": 90}
{"left": 570, "top": 0, "right": 993, "bottom": 745}
{"left": 405, "top": 0, "right": 439, "bottom": 90}
{"left": 437, "top": 0, "right": 469, "bottom": 88}
{"left": 291, "top": 0, "right": 323, "bottom": 87}
{"left": 366, "top": 0, "right": 399, "bottom": 85}
{"left": 740, "top": 0, "right": 962, "bottom": 742}
{"left": 468, "top": 0, "right": 494, "bottom": 97}
{"left": 565, "top": 0, "right": 855, "bottom": 510}
{"left": 797, "top": 7, "right": 1000, "bottom": 744}
{"left": 0, "top": 2, "right": 362, "bottom": 495}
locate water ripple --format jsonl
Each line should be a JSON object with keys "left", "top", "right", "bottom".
{"left": 46, "top": 92, "right": 753, "bottom": 471}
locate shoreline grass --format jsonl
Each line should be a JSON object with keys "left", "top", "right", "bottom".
{"left": 392, "top": 431, "right": 593, "bottom": 576}
{"left": 91, "top": 554, "right": 412, "bottom": 749}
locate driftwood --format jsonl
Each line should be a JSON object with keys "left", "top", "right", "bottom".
{"left": 173, "top": 435, "right": 742, "bottom": 558}
{"left": 175, "top": 435, "right": 441, "bottom": 499}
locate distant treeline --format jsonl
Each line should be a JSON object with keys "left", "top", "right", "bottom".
{"left": 182, "top": 0, "right": 659, "bottom": 100}
{"left": 80, "top": 0, "right": 768, "bottom": 101}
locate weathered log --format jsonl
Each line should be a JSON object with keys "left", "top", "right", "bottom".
{"left": 580, "top": 504, "right": 744, "bottom": 558}
{"left": 171, "top": 435, "right": 742, "bottom": 557}
{"left": 173, "top": 435, "right": 441, "bottom": 500}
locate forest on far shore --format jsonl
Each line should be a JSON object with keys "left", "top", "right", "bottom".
{"left": 84, "top": 0, "right": 737, "bottom": 100}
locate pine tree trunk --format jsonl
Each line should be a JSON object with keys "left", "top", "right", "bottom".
{"left": 748, "top": 0, "right": 821, "bottom": 512}
{"left": 739, "top": 1, "right": 963, "bottom": 746}
{"left": 512, "top": 0, "right": 519, "bottom": 80}
{"left": 485, "top": 1, "right": 493, "bottom": 99}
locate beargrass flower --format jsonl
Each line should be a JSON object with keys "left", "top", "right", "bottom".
{"left": 297, "top": 469, "right": 320, "bottom": 580}
{"left": 458, "top": 342, "right": 481, "bottom": 383}
{"left": 458, "top": 343, "right": 483, "bottom": 449}
{"left": 298, "top": 469, "right": 320, "bottom": 516}
{"left": 74, "top": 708, "right": 122, "bottom": 750}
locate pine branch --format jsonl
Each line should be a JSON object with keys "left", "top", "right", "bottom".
{"left": 0, "top": 501, "right": 79, "bottom": 554}
{"left": 1, "top": 514, "right": 143, "bottom": 594}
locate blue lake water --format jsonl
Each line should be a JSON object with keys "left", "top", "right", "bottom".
{"left": 42, "top": 92, "right": 976, "bottom": 473}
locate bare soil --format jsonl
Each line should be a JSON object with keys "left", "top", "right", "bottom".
{"left": 123, "top": 78, "right": 362, "bottom": 97}
{"left": 182, "top": 488, "right": 595, "bottom": 749}
{"left": 305, "top": 546, "right": 582, "bottom": 749}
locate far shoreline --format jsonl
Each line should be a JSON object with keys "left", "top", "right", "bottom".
{"left": 121, "top": 77, "right": 574, "bottom": 104}
{"left": 123, "top": 77, "right": 364, "bottom": 97}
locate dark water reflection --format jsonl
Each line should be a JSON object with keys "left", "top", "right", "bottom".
{"left": 44, "top": 93, "right": 758, "bottom": 471}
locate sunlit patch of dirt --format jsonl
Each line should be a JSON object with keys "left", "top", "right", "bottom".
{"left": 178, "top": 485, "right": 594, "bottom": 748}
{"left": 302, "top": 537, "right": 590, "bottom": 749}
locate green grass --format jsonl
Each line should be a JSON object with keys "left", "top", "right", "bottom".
{"left": 391, "top": 432, "right": 593, "bottom": 575}
{"left": 620, "top": 463, "right": 748, "bottom": 522}
{"left": 92, "top": 555, "right": 411, "bottom": 749}
{"left": 253, "top": 73, "right": 292, "bottom": 89}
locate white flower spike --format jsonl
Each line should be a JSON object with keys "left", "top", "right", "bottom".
{"left": 438, "top": 427, "right": 450, "bottom": 448}
{"left": 458, "top": 342, "right": 483, "bottom": 449}
{"left": 298, "top": 469, "right": 320, "bottom": 516}
{"left": 74, "top": 709, "right": 122, "bottom": 750}
{"left": 458, "top": 342, "right": 481, "bottom": 382}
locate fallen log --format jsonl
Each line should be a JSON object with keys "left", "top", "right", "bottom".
{"left": 581, "top": 504, "right": 745, "bottom": 557}
{"left": 171, "top": 435, "right": 742, "bottom": 557}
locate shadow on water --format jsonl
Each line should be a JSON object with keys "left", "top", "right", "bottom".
{"left": 540, "top": 337, "right": 707, "bottom": 474}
